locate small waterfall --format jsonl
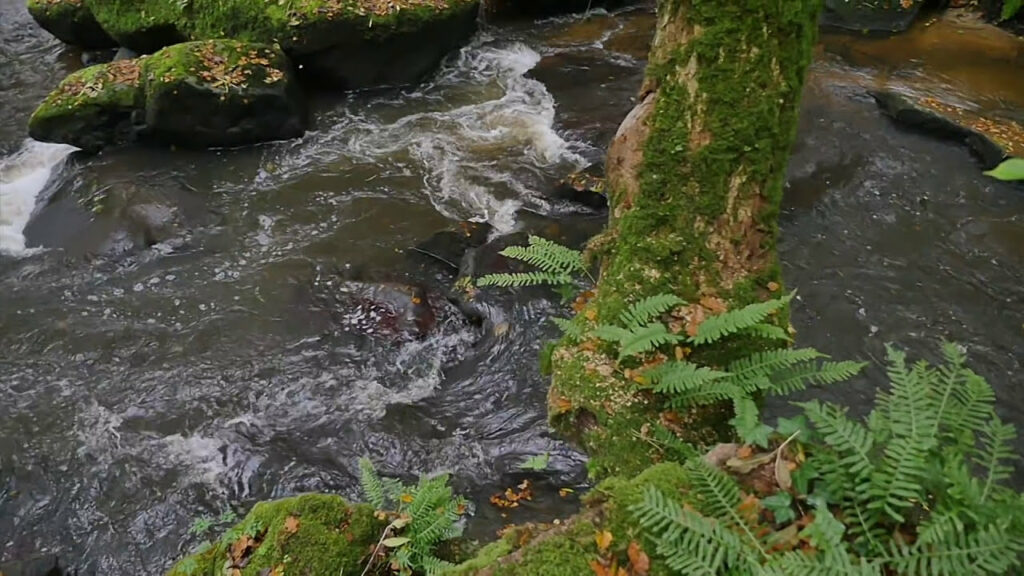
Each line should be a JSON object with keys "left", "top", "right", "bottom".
{"left": 0, "top": 140, "right": 77, "bottom": 255}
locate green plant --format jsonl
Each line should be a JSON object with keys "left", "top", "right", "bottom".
{"left": 519, "top": 452, "right": 551, "bottom": 471}
{"left": 476, "top": 236, "right": 593, "bottom": 300}
{"left": 359, "top": 458, "right": 467, "bottom": 575}
{"left": 1002, "top": 0, "right": 1022, "bottom": 21}
{"left": 984, "top": 157, "right": 1024, "bottom": 181}
{"left": 587, "top": 292, "right": 865, "bottom": 446}
{"left": 631, "top": 344, "right": 1024, "bottom": 575}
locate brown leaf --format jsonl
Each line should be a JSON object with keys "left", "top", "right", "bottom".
{"left": 590, "top": 560, "right": 610, "bottom": 576}
{"left": 627, "top": 541, "right": 650, "bottom": 576}
{"left": 699, "top": 296, "right": 728, "bottom": 315}
{"left": 594, "top": 529, "right": 614, "bottom": 552}
{"left": 230, "top": 534, "right": 253, "bottom": 563}
{"left": 736, "top": 445, "right": 754, "bottom": 459}
{"left": 284, "top": 515, "right": 300, "bottom": 534}
{"left": 775, "top": 456, "right": 793, "bottom": 492}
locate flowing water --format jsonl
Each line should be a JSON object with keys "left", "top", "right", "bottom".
{"left": 1, "top": 1, "right": 1023, "bottom": 572}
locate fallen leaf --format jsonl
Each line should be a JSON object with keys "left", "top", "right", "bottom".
{"left": 595, "top": 530, "right": 613, "bottom": 552}
{"left": 284, "top": 515, "right": 300, "bottom": 534}
{"left": 230, "top": 534, "right": 254, "bottom": 563}
{"left": 382, "top": 536, "right": 410, "bottom": 548}
{"left": 627, "top": 541, "right": 650, "bottom": 575}
{"left": 553, "top": 396, "right": 573, "bottom": 414}
{"left": 699, "top": 295, "right": 728, "bottom": 315}
{"left": 400, "top": 493, "right": 414, "bottom": 503}
{"left": 736, "top": 445, "right": 754, "bottom": 459}
{"left": 559, "top": 487, "right": 575, "bottom": 498}
{"left": 590, "top": 560, "right": 610, "bottom": 576}
{"left": 767, "top": 281, "right": 780, "bottom": 292}
{"left": 775, "top": 455, "right": 793, "bottom": 491}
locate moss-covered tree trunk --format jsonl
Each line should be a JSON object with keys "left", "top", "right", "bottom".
{"left": 549, "top": 0, "right": 822, "bottom": 479}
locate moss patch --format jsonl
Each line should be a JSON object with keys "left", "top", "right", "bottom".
{"left": 165, "top": 494, "right": 384, "bottom": 576}
{"left": 142, "top": 40, "right": 287, "bottom": 94}
{"left": 451, "top": 463, "right": 691, "bottom": 575}
{"left": 27, "top": 0, "right": 116, "bottom": 48}
{"left": 85, "top": 0, "right": 185, "bottom": 52}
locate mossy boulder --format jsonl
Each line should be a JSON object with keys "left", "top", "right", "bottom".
{"left": 28, "top": 59, "right": 144, "bottom": 151}
{"left": 84, "top": 0, "right": 186, "bottom": 53}
{"left": 165, "top": 493, "right": 384, "bottom": 576}
{"left": 140, "top": 40, "right": 306, "bottom": 148}
{"left": 483, "top": 0, "right": 628, "bottom": 20}
{"left": 26, "top": 0, "right": 116, "bottom": 48}
{"left": 821, "top": 0, "right": 926, "bottom": 34}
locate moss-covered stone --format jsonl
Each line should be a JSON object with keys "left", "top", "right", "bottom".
{"left": 451, "top": 463, "right": 691, "bottom": 575}
{"left": 165, "top": 493, "right": 384, "bottom": 576}
{"left": 140, "top": 40, "right": 306, "bottom": 148}
{"left": 28, "top": 59, "right": 144, "bottom": 151}
{"left": 26, "top": 0, "right": 116, "bottom": 48}
{"left": 84, "top": 0, "right": 186, "bottom": 53}
{"left": 821, "top": 0, "right": 925, "bottom": 35}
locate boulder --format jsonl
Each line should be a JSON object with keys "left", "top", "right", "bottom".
{"left": 873, "top": 90, "right": 1023, "bottom": 168}
{"left": 85, "top": 0, "right": 186, "bottom": 53}
{"left": 821, "top": 0, "right": 925, "bottom": 34}
{"left": 26, "top": 0, "right": 116, "bottom": 48}
{"left": 164, "top": 494, "right": 384, "bottom": 576}
{"left": 483, "top": 0, "right": 629, "bottom": 20}
{"left": 140, "top": 40, "right": 306, "bottom": 148}
{"left": 980, "top": 0, "right": 1024, "bottom": 34}
{"left": 28, "top": 59, "right": 144, "bottom": 152}
{"left": 549, "top": 164, "right": 607, "bottom": 209}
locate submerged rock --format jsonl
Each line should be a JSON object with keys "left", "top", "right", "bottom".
{"left": 26, "top": 0, "right": 116, "bottom": 49}
{"left": 483, "top": 0, "right": 627, "bottom": 20}
{"left": 550, "top": 164, "right": 607, "bottom": 209}
{"left": 140, "top": 40, "right": 306, "bottom": 148}
{"left": 165, "top": 494, "right": 383, "bottom": 576}
{"left": 873, "top": 90, "right": 1024, "bottom": 168}
{"left": 28, "top": 59, "right": 144, "bottom": 152}
{"left": 821, "top": 0, "right": 925, "bottom": 34}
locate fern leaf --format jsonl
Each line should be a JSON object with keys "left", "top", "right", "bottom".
{"left": 866, "top": 436, "right": 929, "bottom": 523}
{"left": 730, "top": 395, "right": 772, "bottom": 446}
{"left": 689, "top": 292, "right": 793, "bottom": 345}
{"left": 476, "top": 271, "right": 573, "bottom": 288}
{"left": 618, "top": 294, "right": 683, "bottom": 330}
{"left": 618, "top": 322, "right": 685, "bottom": 360}
{"left": 646, "top": 361, "right": 728, "bottom": 394}
{"left": 589, "top": 324, "right": 633, "bottom": 343}
{"left": 497, "top": 236, "right": 585, "bottom": 275}
{"left": 741, "top": 323, "right": 793, "bottom": 342}
{"left": 550, "top": 316, "right": 585, "bottom": 340}
{"left": 883, "top": 521, "right": 1024, "bottom": 575}
{"left": 974, "top": 416, "right": 1017, "bottom": 503}
{"left": 682, "top": 459, "right": 769, "bottom": 558}
{"left": 797, "top": 401, "right": 874, "bottom": 476}
{"left": 359, "top": 457, "right": 386, "bottom": 510}
{"left": 764, "top": 360, "right": 865, "bottom": 396}
{"left": 727, "top": 348, "right": 825, "bottom": 392}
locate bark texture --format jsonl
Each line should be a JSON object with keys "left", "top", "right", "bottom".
{"left": 549, "top": 0, "right": 822, "bottom": 480}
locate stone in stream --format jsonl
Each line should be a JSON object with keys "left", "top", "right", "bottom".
{"left": 140, "top": 40, "right": 306, "bottom": 148}
{"left": 164, "top": 494, "right": 383, "bottom": 576}
{"left": 28, "top": 59, "right": 145, "bottom": 152}
{"left": 873, "top": 90, "right": 1024, "bottom": 169}
{"left": 26, "top": 0, "right": 116, "bottom": 49}
{"left": 549, "top": 163, "right": 607, "bottom": 209}
{"left": 29, "top": 40, "right": 306, "bottom": 150}
{"left": 821, "top": 0, "right": 926, "bottom": 34}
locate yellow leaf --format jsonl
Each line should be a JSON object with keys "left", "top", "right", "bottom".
{"left": 400, "top": 493, "right": 414, "bottom": 503}
{"left": 284, "top": 515, "right": 300, "bottom": 534}
{"left": 594, "top": 529, "right": 613, "bottom": 552}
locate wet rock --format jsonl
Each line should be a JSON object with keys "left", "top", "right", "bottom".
{"left": 0, "top": 555, "right": 74, "bottom": 576}
{"left": 80, "top": 48, "right": 117, "bottom": 67}
{"left": 28, "top": 59, "right": 145, "bottom": 152}
{"left": 873, "top": 90, "right": 1023, "bottom": 168}
{"left": 125, "top": 203, "right": 182, "bottom": 246}
{"left": 821, "top": 0, "right": 926, "bottom": 34}
{"left": 113, "top": 47, "right": 138, "bottom": 61}
{"left": 165, "top": 494, "right": 383, "bottom": 576}
{"left": 141, "top": 40, "right": 306, "bottom": 148}
{"left": 316, "top": 275, "right": 451, "bottom": 341}
{"left": 407, "top": 222, "right": 493, "bottom": 273}
{"left": 603, "top": 9, "right": 656, "bottom": 59}
{"left": 293, "top": 2, "right": 480, "bottom": 90}
{"left": 26, "top": 0, "right": 116, "bottom": 49}
{"left": 980, "top": 0, "right": 1024, "bottom": 34}
{"left": 549, "top": 163, "right": 607, "bottom": 209}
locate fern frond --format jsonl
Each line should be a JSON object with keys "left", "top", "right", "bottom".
{"left": 589, "top": 324, "right": 633, "bottom": 342}
{"left": 618, "top": 294, "right": 684, "bottom": 330}
{"left": 689, "top": 292, "right": 793, "bottom": 345}
{"left": 882, "top": 521, "right": 1024, "bottom": 575}
{"left": 646, "top": 361, "right": 728, "bottom": 395}
{"left": 866, "top": 436, "right": 930, "bottom": 523}
{"left": 727, "top": 348, "right": 825, "bottom": 392}
{"left": 682, "top": 459, "right": 769, "bottom": 558}
{"left": 731, "top": 395, "right": 772, "bottom": 446}
{"left": 359, "top": 457, "right": 386, "bottom": 509}
{"left": 764, "top": 360, "right": 866, "bottom": 396}
{"left": 945, "top": 365, "right": 996, "bottom": 444}
{"left": 741, "top": 323, "right": 793, "bottom": 342}
{"left": 797, "top": 401, "right": 874, "bottom": 477}
{"left": 497, "top": 236, "right": 585, "bottom": 275}
{"left": 974, "top": 416, "right": 1017, "bottom": 503}
{"left": 550, "top": 316, "right": 585, "bottom": 340}
{"left": 476, "top": 271, "right": 573, "bottom": 287}
{"left": 618, "top": 323, "right": 685, "bottom": 360}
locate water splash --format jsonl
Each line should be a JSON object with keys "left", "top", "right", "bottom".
{"left": 0, "top": 140, "right": 77, "bottom": 255}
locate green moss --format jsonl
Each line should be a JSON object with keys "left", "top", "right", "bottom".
{"left": 452, "top": 464, "right": 692, "bottom": 575}
{"left": 165, "top": 494, "right": 384, "bottom": 576}
{"left": 142, "top": 39, "right": 288, "bottom": 94}
{"left": 85, "top": 0, "right": 184, "bottom": 51}
{"left": 27, "top": 0, "right": 82, "bottom": 21}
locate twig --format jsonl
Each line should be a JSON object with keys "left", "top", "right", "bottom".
{"left": 360, "top": 521, "right": 396, "bottom": 576}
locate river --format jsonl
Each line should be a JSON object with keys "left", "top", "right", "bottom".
{"left": 1, "top": 1, "right": 1022, "bottom": 572}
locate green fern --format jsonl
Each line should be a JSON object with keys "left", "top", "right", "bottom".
{"left": 476, "top": 236, "right": 591, "bottom": 289}
{"left": 619, "top": 294, "right": 684, "bottom": 330}
{"left": 688, "top": 291, "right": 793, "bottom": 345}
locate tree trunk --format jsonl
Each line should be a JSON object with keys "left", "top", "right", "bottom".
{"left": 549, "top": 0, "right": 822, "bottom": 479}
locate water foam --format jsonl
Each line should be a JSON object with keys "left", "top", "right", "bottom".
{"left": 261, "top": 40, "right": 590, "bottom": 234}
{"left": 0, "top": 140, "right": 77, "bottom": 255}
